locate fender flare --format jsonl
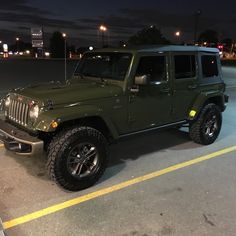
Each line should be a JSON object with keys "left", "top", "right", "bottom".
{"left": 35, "top": 104, "right": 119, "bottom": 139}
{"left": 188, "top": 92, "right": 225, "bottom": 120}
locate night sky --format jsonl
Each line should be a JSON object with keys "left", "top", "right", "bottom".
{"left": 0, "top": 0, "right": 236, "bottom": 47}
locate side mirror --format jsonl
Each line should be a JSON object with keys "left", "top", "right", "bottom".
{"left": 134, "top": 75, "right": 149, "bottom": 85}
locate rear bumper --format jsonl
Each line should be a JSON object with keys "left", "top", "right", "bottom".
{"left": 0, "top": 119, "right": 44, "bottom": 156}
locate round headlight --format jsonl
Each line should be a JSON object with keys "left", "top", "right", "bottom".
{"left": 5, "top": 96, "right": 10, "bottom": 107}
{"left": 29, "top": 104, "right": 39, "bottom": 119}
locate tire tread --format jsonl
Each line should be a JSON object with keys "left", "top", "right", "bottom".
{"left": 46, "top": 126, "right": 108, "bottom": 191}
{"left": 189, "top": 103, "right": 222, "bottom": 145}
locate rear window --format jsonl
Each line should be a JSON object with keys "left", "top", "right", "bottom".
{"left": 174, "top": 55, "right": 196, "bottom": 79}
{"left": 201, "top": 55, "right": 218, "bottom": 78}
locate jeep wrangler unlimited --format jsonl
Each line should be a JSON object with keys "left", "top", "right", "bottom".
{"left": 0, "top": 46, "right": 228, "bottom": 191}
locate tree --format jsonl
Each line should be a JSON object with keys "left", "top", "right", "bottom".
{"left": 128, "top": 26, "right": 170, "bottom": 45}
{"left": 198, "top": 30, "right": 218, "bottom": 45}
{"left": 68, "top": 45, "right": 76, "bottom": 54}
{"left": 9, "top": 41, "right": 32, "bottom": 52}
{"left": 221, "top": 38, "right": 233, "bottom": 52}
{"left": 49, "top": 31, "right": 65, "bottom": 58}
{"left": 118, "top": 41, "right": 126, "bottom": 48}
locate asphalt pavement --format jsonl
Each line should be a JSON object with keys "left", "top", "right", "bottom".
{"left": 0, "top": 60, "right": 236, "bottom": 236}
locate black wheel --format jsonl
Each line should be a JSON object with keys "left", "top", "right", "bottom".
{"left": 46, "top": 126, "right": 108, "bottom": 191}
{"left": 189, "top": 103, "right": 222, "bottom": 145}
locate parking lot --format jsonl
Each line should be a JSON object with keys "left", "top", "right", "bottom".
{"left": 0, "top": 61, "right": 236, "bottom": 236}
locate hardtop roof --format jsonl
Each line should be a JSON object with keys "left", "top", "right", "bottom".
{"left": 93, "top": 45, "right": 219, "bottom": 54}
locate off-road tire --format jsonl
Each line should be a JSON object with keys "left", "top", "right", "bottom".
{"left": 46, "top": 126, "right": 108, "bottom": 191}
{"left": 189, "top": 103, "right": 222, "bottom": 145}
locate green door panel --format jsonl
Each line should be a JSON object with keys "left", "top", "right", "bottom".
{"left": 127, "top": 83, "right": 172, "bottom": 132}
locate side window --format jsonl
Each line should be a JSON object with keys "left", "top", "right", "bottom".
{"left": 174, "top": 55, "right": 196, "bottom": 79}
{"left": 136, "top": 56, "right": 166, "bottom": 82}
{"left": 201, "top": 55, "right": 218, "bottom": 77}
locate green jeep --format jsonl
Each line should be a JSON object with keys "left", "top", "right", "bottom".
{"left": 0, "top": 46, "right": 229, "bottom": 191}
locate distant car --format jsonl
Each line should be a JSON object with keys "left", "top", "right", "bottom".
{"left": 0, "top": 45, "right": 229, "bottom": 191}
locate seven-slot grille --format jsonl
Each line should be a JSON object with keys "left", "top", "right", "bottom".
{"left": 8, "top": 99, "right": 29, "bottom": 126}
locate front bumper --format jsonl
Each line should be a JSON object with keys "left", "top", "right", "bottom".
{"left": 223, "top": 94, "right": 229, "bottom": 111}
{"left": 0, "top": 218, "right": 6, "bottom": 236}
{"left": 224, "top": 94, "right": 229, "bottom": 103}
{"left": 0, "top": 119, "right": 44, "bottom": 156}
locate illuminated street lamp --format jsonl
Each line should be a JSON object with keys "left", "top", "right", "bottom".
{"left": 99, "top": 25, "right": 107, "bottom": 32}
{"left": 62, "top": 33, "right": 67, "bottom": 81}
{"left": 175, "top": 31, "right": 181, "bottom": 45}
{"left": 99, "top": 25, "right": 107, "bottom": 47}
{"left": 175, "top": 31, "right": 180, "bottom": 37}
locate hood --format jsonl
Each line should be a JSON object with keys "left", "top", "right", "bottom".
{"left": 15, "top": 80, "right": 123, "bottom": 106}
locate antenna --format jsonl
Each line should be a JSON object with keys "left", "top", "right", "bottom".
{"left": 62, "top": 33, "right": 67, "bottom": 82}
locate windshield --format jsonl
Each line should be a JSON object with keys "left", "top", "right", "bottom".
{"left": 75, "top": 52, "right": 132, "bottom": 81}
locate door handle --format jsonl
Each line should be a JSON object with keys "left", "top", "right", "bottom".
{"left": 160, "top": 88, "right": 170, "bottom": 93}
{"left": 188, "top": 84, "right": 197, "bottom": 90}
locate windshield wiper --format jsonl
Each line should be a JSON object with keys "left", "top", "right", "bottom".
{"left": 100, "top": 76, "right": 111, "bottom": 85}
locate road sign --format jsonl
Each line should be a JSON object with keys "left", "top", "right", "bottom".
{"left": 31, "top": 28, "right": 44, "bottom": 48}
{"left": 31, "top": 28, "right": 43, "bottom": 39}
{"left": 32, "top": 40, "right": 44, "bottom": 48}
{"left": 3, "top": 44, "right": 8, "bottom": 53}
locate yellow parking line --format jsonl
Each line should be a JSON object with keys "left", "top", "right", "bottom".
{"left": 3, "top": 145, "right": 236, "bottom": 230}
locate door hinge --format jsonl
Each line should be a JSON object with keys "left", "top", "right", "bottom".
{"left": 128, "top": 115, "right": 135, "bottom": 123}
{"left": 129, "top": 95, "right": 135, "bottom": 103}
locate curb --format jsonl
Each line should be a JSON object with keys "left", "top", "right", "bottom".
{"left": 0, "top": 218, "right": 6, "bottom": 236}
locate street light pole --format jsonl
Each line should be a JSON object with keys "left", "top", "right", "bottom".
{"left": 62, "top": 33, "right": 67, "bottom": 82}
{"left": 102, "top": 31, "right": 105, "bottom": 47}
{"left": 99, "top": 25, "right": 107, "bottom": 48}
{"left": 16, "top": 37, "right": 20, "bottom": 52}
{"left": 194, "top": 10, "right": 202, "bottom": 45}
{"left": 0, "top": 41, "right": 2, "bottom": 57}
